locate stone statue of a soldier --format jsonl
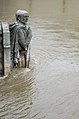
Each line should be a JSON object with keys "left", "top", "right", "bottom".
{"left": 9, "top": 10, "right": 32, "bottom": 68}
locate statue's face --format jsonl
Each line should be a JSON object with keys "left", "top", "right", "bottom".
{"left": 23, "top": 14, "right": 29, "bottom": 23}
{"left": 17, "top": 13, "right": 29, "bottom": 25}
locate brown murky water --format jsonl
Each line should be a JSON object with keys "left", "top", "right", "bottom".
{"left": 0, "top": 18, "right": 79, "bottom": 119}
{"left": 0, "top": 0, "right": 79, "bottom": 118}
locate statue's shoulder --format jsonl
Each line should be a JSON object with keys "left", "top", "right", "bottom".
{"left": 9, "top": 22, "right": 19, "bottom": 31}
{"left": 9, "top": 22, "right": 24, "bottom": 35}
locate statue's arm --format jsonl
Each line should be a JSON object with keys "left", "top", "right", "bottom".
{"left": 27, "top": 27, "right": 32, "bottom": 45}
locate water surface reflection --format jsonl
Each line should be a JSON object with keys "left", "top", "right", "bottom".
{"left": 0, "top": 68, "right": 35, "bottom": 118}
{"left": 0, "top": 18, "right": 79, "bottom": 119}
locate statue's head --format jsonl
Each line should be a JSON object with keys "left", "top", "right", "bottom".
{"left": 16, "top": 10, "right": 29, "bottom": 25}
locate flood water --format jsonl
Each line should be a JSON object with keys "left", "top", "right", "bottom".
{"left": 0, "top": 0, "right": 79, "bottom": 118}
{"left": 0, "top": 18, "right": 79, "bottom": 119}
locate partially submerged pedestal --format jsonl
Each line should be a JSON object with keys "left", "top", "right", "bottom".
{"left": 0, "top": 22, "right": 10, "bottom": 78}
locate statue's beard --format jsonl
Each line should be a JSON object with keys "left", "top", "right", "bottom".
{"left": 20, "top": 20, "right": 26, "bottom": 25}
{"left": 17, "top": 18, "right": 27, "bottom": 25}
